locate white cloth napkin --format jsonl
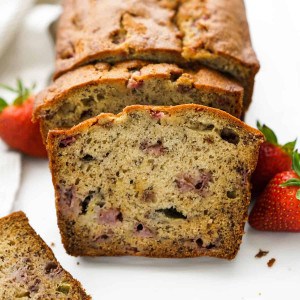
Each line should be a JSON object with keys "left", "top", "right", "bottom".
{"left": 0, "top": 4, "right": 61, "bottom": 90}
{"left": 0, "top": 3, "right": 61, "bottom": 216}
{"left": 0, "top": 0, "right": 32, "bottom": 216}
{"left": 0, "top": 0, "right": 34, "bottom": 58}
{"left": 0, "top": 141, "right": 21, "bottom": 217}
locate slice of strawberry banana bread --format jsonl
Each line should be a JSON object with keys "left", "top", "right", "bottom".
{"left": 47, "top": 104, "right": 264, "bottom": 259}
{"left": 34, "top": 61, "right": 243, "bottom": 143}
{"left": 0, "top": 211, "right": 90, "bottom": 300}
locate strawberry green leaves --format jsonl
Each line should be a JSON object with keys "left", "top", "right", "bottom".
{"left": 13, "top": 80, "right": 36, "bottom": 106}
{"left": 0, "top": 83, "right": 19, "bottom": 93}
{"left": 0, "top": 98, "right": 8, "bottom": 113}
{"left": 0, "top": 79, "right": 36, "bottom": 108}
{"left": 257, "top": 121, "right": 296, "bottom": 156}
{"left": 292, "top": 151, "right": 300, "bottom": 177}
{"left": 257, "top": 121, "right": 278, "bottom": 144}
{"left": 281, "top": 179, "right": 300, "bottom": 187}
{"left": 280, "top": 151, "right": 300, "bottom": 200}
{"left": 282, "top": 140, "right": 297, "bottom": 156}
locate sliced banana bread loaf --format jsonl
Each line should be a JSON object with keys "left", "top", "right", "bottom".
{"left": 47, "top": 104, "right": 264, "bottom": 259}
{"left": 0, "top": 211, "right": 90, "bottom": 300}
{"left": 34, "top": 61, "right": 243, "bottom": 142}
{"left": 55, "top": 0, "right": 258, "bottom": 109}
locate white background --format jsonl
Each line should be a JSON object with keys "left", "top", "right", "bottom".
{"left": 0, "top": 1, "right": 300, "bottom": 299}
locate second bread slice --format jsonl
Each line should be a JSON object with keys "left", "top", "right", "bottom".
{"left": 34, "top": 61, "right": 243, "bottom": 142}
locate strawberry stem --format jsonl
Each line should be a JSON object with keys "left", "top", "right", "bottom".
{"left": 0, "top": 79, "right": 35, "bottom": 107}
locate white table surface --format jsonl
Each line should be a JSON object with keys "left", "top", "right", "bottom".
{"left": 1, "top": 1, "right": 300, "bottom": 299}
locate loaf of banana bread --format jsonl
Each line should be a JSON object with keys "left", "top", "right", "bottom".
{"left": 54, "top": 0, "right": 259, "bottom": 109}
{"left": 47, "top": 104, "right": 264, "bottom": 259}
{"left": 34, "top": 61, "right": 243, "bottom": 142}
{"left": 0, "top": 211, "right": 90, "bottom": 299}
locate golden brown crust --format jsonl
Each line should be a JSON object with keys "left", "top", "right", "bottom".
{"left": 0, "top": 211, "right": 90, "bottom": 299}
{"left": 177, "top": 0, "right": 259, "bottom": 71}
{"left": 55, "top": 0, "right": 258, "bottom": 77}
{"left": 33, "top": 60, "right": 243, "bottom": 121}
{"left": 54, "top": 0, "right": 258, "bottom": 108}
{"left": 55, "top": 0, "right": 183, "bottom": 78}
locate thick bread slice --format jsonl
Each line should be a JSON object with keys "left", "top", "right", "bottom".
{"left": 47, "top": 104, "right": 264, "bottom": 259}
{"left": 0, "top": 211, "right": 90, "bottom": 300}
{"left": 54, "top": 0, "right": 258, "bottom": 109}
{"left": 34, "top": 60, "right": 243, "bottom": 142}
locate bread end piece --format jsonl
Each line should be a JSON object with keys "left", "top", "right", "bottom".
{"left": 0, "top": 211, "right": 90, "bottom": 299}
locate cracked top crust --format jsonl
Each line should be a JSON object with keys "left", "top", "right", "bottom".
{"left": 55, "top": 0, "right": 259, "bottom": 80}
{"left": 34, "top": 60, "right": 243, "bottom": 119}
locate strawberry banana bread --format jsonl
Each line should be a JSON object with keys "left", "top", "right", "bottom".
{"left": 47, "top": 104, "right": 264, "bottom": 259}
{"left": 34, "top": 61, "right": 243, "bottom": 142}
{"left": 54, "top": 0, "right": 259, "bottom": 110}
{"left": 0, "top": 211, "right": 90, "bottom": 300}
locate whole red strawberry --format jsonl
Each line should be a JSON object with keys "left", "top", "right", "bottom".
{"left": 251, "top": 122, "right": 296, "bottom": 194}
{"left": 0, "top": 80, "right": 47, "bottom": 158}
{"left": 249, "top": 151, "right": 300, "bottom": 232}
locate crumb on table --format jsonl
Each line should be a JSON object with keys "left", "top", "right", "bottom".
{"left": 255, "top": 249, "right": 269, "bottom": 258}
{"left": 50, "top": 242, "right": 55, "bottom": 247}
{"left": 267, "top": 258, "right": 276, "bottom": 267}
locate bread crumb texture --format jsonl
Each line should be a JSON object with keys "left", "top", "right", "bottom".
{"left": 48, "top": 105, "right": 264, "bottom": 259}
{"left": 34, "top": 61, "right": 243, "bottom": 142}
{"left": 0, "top": 211, "right": 90, "bottom": 300}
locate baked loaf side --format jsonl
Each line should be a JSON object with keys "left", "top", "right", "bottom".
{"left": 47, "top": 104, "right": 264, "bottom": 259}
{"left": 34, "top": 61, "right": 243, "bottom": 142}
{"left": 55, "top": 0, "right": 258, "bottom": 109}
{"left": 177, "top": 0, "right": 258, "bottom": 109}
{"left": 0, "top": 211, "right": 90, "bottom": 300}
